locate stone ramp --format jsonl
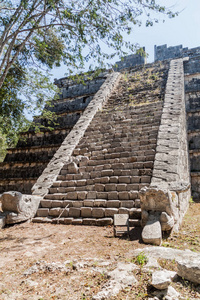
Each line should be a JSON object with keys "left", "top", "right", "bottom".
{"left": 34, "top": 62, "right": 169, "bottom": 225}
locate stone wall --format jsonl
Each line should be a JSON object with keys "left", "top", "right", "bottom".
{"left": 184, "top": 56, "right": 200, "bottom": 201}
{"left": 154, "top": 44, "right": 200, "bottom": 62}
{"left": 114, "top": 48, "right": 146, "bottom": 70}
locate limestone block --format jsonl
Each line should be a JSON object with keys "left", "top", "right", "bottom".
{"left": 81, "top": 207, "right": 92, "bottom": 218}
{"left": 142, "top": 217, "right": 162, "bottom": 246}
{"left": 82, "top": 218, "right": 97, "bottom": 225}
{"left": 40, "top": 200, "right": 52, "bottom": 208}
{"left": 107, "top": 200, "right": 120, "bottom": 208}
{"left": 119, "top": 208, "right": 129, "bottom": 214}
{"left": 105, "top": 208, "right": 118, "bottom": 217}
{"left": 32, "top": 216, "right": 52, "bottom": 223}
{"left": 118, "top": 191, "right": 129, "bottom": 200}
{"left": 83, "top": 200, "right": 94, "bottom": 207}
{"left": 0, "top": 191, "right": 41, "bottom": 224}
{"left": 49, "top": 208, "right": 61, "bottom": 217}
{"left": 96, "top": 218, "right": 113, "bottom": 226}
{"left": 120, "top": 201, "right": 134, "bottom": 208}
{"left": 87, "top": 191, "right": 96, "bottom": 199}
{"left": 93, "top": 200, "right": 107, "bottom": 207}
{"left": 117, "top": 184, "right": 127, "bottom": 191}
{"left": 177, "top": 257, "right": 200, "bottom": 284}
{"left": 67, "top": 162, "right": 78, "bottom": 174}
{"left": 36, "top": 208, "right": 49, "bottom": 217}
{"left": 51, "top": 200, "right": 63, "bottom": 208}
{"left": 151, "top": 270, "right": 177, "bottom": 290}
{"left": 160, "top": 212, "right": 174, "bottom": 231}
{"left": 66, "top": 192, "right": 78, "bottom": 200}
{"left": 69, "top": 208, "right": 81, "bottom": 218}
{"left": 72, "top": 201, "right": 83, "bottom": 208}
{"left": 77, "top": 191, "right": 87, "bottom": 200}
{"left": 72, "top": 218, "right": 83, "bottom": 225}
{"left": 92, "top": 208, "right": 105, "bottom": 218}
{"left": 107, "top": 192, "right": 118, "bottom": 200}
{"left": 63, "top": 218, "right": 73, "bottom": 224}
{"left": 95, "top": 184, "right": 105, "bottom": 192}
{"left": 129, "top": 208, "right": 141, "bottom": 219}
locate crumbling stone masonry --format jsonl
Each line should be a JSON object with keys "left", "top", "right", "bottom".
{"left": 1, "top": 44, "right": 199, "bottom": 240}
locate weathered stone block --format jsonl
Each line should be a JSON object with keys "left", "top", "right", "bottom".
{"left": 77, "top": 191, "right": 87, "bottom": 200}
{"left": 142, "top": 218, "right": 162, "bottom": 246}
{"left": 120, "top": 201, "right": 134, "bottom": 208}
{"left": 0, "top": 192, "right": 41, "bottom": 224}
{"left": 117, "top": 184, "right": 127, "bottom": 191}
{"left": 93, "top": 199, "right": 107, "bottom": 207}
{"left": 69, "top": 207, "right": 81, "bottom": 218}
{"left": 49, "top": 208, "right": 61, "bottom": 217}
{"left": 118, "top": 191, "right": 129, "bottom": 200}
{"left": 51, "top": 200, "right": 63, "bottom": 208}
{"left": 40, "top": 200, "right": 52, "bottom": 208}
{"left": 66, "top": 192, "right": 78, "bottom": 200}
{"left": 87, "top": 191, "right": 97, "bottom": 199}
{"left": 177, "top": 258, "right": 200, "bottom": 284}
{"left": 83, "top": 200, "right": 94, "bottom": 207}
{"left": 72, "top": 218, "right": 83, "bottom": 225}
{"left": 96, "top": 218, "right": 113, "bottom": 226}
{"left": 129, "top": 208, "right": 141, "bottom": 219}
{"left": 81, "top": 207, "right": 92, "bottom": 218}
{"left": 105, "top": 208, "right": 118, "bottom": 217}
{"left": 82, "top": 218, "right": 97, "bottom": 225}
{"left": 95, "top": 184, "right": 105, "bottom": 192}
{"left": 73, "top": 201, "right": 83, "bottom": 208}
{"left": 63, "top": 218, "right": 73, "bottom": 224}
{"left": 96, "top": 192, "right": 108, "bottom": 199}
{"left": 107, "top": 200, "right": 120, "bottom": 208}
{"left": 107, "top": 192, "right": 118, "bottom": 200}
{"left": 92, "top": 208, "right": 105, "bottom": 218}
{"left": 105, "top": 184, "right": 117, "bottom": 191}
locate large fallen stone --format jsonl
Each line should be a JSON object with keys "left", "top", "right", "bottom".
{"left": 0, "top": 191, "right": 41, "bottom": 224}
{"left": 177, "top": 257, "right": 200, "bottom": 284}
{"left": 142, "top": 216, "right": 162, "bottom": 246}
{"left": 151, "top": 270, "right": 177, "bottom": 290}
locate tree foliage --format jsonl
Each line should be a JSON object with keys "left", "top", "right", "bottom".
{"left": 0, "top": 0, "right": 177, "bottom": 146}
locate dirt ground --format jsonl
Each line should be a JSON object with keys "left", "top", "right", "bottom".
{"left": 0, "top": 203, "right": 200, "bottom": 300}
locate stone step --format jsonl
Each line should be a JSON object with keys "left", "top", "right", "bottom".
{"left": 44, "top": 188, "right": 144, "bottom": 200}
{"left": 36, "top": 204, "right": 141, "bottom": 220}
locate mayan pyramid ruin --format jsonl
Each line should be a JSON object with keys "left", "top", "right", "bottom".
{"left": 1, "top": 44, "right": 200, "bottom": 244}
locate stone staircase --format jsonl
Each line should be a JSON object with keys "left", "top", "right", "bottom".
{"left": 34, "top": 62, "right": 169, "bottom": 225}
{"left": 0, "top": 74, "right": 108, "bottom": 194}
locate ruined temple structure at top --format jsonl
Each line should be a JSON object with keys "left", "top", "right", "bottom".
{"left": 1, "top": 44, "right": 200, "bottom": 240}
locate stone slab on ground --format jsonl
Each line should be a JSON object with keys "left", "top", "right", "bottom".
{"left": 177, "top": 257, "right": 200, "bottom": 284}
{"left": 142, "top": 219, "right": 162, "bottom": 246}
{"left": 0, "top": 192, "right": 42, "bottom": 224}
{"left": 151, "top": 270, "right": 177, "bottom": 290}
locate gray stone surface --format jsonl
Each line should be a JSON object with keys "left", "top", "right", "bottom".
{"left": 151, "top": 270, "right": 177, "bottom": 290}
{"left": 177, "top": 257, "right": 200, "bottom": 284}
{"left": 93, "top": 262, "right": 138, "bottom": 299}
{"left": 0, "top": 191, "right": 41, "bottom": 224}
{"left": 142, "top": 217, "right": 162, "bottom": 246}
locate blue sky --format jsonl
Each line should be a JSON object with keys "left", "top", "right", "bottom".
{"left": 52, "top": 0, "right": 200, "bottom": 79}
